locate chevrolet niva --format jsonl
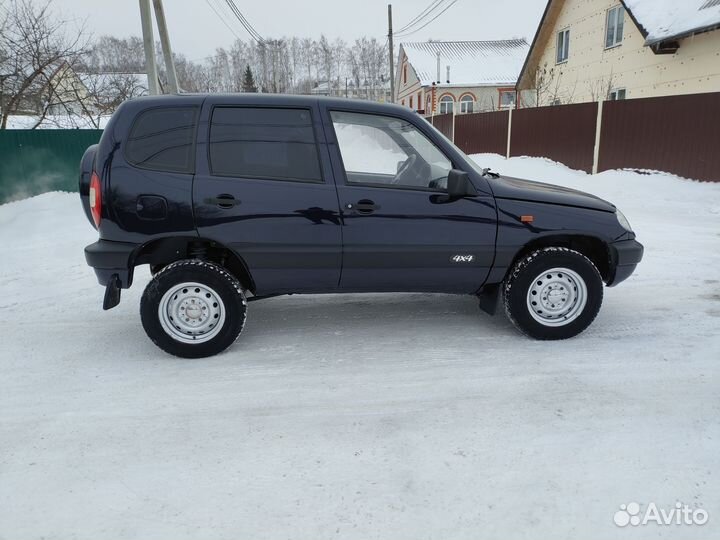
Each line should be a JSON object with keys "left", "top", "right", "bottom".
{"left": 80, "top": 94, "right": 643, "bottom": 357}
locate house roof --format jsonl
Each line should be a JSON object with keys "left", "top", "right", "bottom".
{"left": 622, "top": 0, "right": 720, "bottom": 45}
{"left": 401, "top": 39, "right": 530, "bottom": 87}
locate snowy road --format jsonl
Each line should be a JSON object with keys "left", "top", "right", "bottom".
{"left": 1, "top": 155, "right": 719, "bottom": 539}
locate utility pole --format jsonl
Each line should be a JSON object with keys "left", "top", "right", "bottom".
{"left": 388, "top": 4, "right": 395, "bottom": 103}
{"left": 152, "top": 0, "right": 179, "bottom": 93}
{"left": 139, "top": 0, "right": 159, "bottom": 95}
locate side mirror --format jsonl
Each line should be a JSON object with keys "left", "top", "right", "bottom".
{"left": 447, "top": 169, "right": 477, "bottom": 198}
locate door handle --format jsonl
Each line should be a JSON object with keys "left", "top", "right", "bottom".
{"left": 205, "top": 194, "right": 238, "bottom": 209}
{"left": 350, "top": 199, "right": 378, "bottom": 214}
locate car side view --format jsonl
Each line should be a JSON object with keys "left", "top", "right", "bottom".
{"left": 80, "top": 94, "right": 643, "bottom": 358}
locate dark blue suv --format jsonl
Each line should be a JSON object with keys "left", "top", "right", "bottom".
{"left": 80, "top": 94, "right": 643, "bottom": 357}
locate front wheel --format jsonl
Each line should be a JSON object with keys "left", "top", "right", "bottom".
{"left": 140, "top": 259, "right": 247, "bottom": 358}
{"left": 503, "top": 247, "right": 603, "bottom": 340}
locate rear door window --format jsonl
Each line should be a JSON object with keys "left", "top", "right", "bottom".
{"left": 209, "top": 107, "right": 322, "bottom": 182}
{"left": 125, "top": 107, "right": 198, "bottom": 173}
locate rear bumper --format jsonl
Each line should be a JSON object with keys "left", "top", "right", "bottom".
{"left": 84, "top": 239, "right": 138, "bottom": 288}
{"left": 607, "top": 238, "right": 644, "bottom": 287}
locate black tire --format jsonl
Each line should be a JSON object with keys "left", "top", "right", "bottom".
{"left": 140, "top": 259, "right": 247, "bottom": 358}
{"left": 503, "top": 247, "right": 603, "bottom": 340}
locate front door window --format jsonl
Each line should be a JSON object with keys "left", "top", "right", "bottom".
{"left": 330, "top": 111, "right": 452, "bottom": 191}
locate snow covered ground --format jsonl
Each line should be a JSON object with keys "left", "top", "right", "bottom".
{"left": 4, "top": 114, "right": 111, "bottom": 130}
{"left": 1, "top": 155, "right": 719, "bottom": 539}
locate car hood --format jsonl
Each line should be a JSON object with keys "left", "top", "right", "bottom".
{"left": 487, "top": 175, "right": 616, "bottom": 212}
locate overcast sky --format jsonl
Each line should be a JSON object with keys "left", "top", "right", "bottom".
{"left": 55, "top": 0, "right": 547, "bottom": 59}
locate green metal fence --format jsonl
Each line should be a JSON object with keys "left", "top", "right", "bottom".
{"left": 0, "top": 129, "right": 103, "bottom": 204}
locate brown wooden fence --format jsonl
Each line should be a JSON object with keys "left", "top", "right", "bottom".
{"left": 429, "top": 113, "right": 453, "bottom": 140}
{"left": 510, "top": 102, "right": 598, "bottom": 173}
{"left": 437, "top": 90, "right": 720, "bottom": 182}
{"left": 599, "top": 93, "right": 720, "bottom": 181}
{"left": 455, "top": 110, "right": 508, "bottom": 156}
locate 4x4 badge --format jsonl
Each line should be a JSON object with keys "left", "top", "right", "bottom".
{"left": 452, "top": 255, "right": 475, "bottom": 263}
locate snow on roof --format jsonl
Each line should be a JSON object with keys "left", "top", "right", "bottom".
{"left": 401, "top": 39, "right": 530, "bottom": 87}
{"left": 623, "top": 0, "right": 720, "bottom": 44}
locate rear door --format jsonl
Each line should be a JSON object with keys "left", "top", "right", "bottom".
{"left": 193, "top": 100, "right": 342, "bottom": 295}
{"left": 324, "top": 109, "right": 497, "bottom": 293}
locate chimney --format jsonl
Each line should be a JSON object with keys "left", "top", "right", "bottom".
{"left": 446, "top": 65, "right": 450, "bottom": 83}
{"left": 436, "top": 51, "right": 441, "bottom": 83}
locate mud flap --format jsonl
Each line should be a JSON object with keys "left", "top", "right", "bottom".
{"left": 478, "top": 284, "right": 501, "bottom": 315}
{"left": 103, "top": 274, "right": 122, "bottom": 310}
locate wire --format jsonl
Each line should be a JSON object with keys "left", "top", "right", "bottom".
{"left": 395, "top": 0, "right": 460, "bottom": 38}
{"left": 204, "top": 0, "right": 243, "bottom": 41}
{"left": 223, "top": 0, "right": 265, "bottom": 43}
{"left": 395, "top": 0, "right": 446, "bottom": 34}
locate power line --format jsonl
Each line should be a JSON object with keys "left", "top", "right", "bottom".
{"left": 204, "top": 0, "right": 243, "bottom": 41}
{"left": 223, "top": 0, "right": 264, "bottom": 43}
{"left": 395, "top": 0, "right": 460, "bottom": 38}
{"left": 395, "top": 0, "right": 446, "bottom": 34}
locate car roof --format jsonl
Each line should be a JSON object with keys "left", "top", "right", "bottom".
{"left": 128, "top": 92, "right": 414, "bottom": 116}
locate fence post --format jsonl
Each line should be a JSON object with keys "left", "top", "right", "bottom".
{"left": 451, "top": 109, "right": 456, "bottom": 142}
{"left": 592, "top": 99, "right": 604, "bottom": 174}
{"left": 506, "top": 107, "right": 513, "bottom": 159}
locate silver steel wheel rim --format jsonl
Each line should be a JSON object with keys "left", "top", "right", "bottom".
{"left": 526, "top": 267, "right": 587, "bottom": 327}
{"left": 158, "top": 282, "right": 226, "bottom": 344}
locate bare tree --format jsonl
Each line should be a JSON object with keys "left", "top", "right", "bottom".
{"left": 318, "top": 34, "right": 332, "bottom": 90}
{"left": 0, "top": 0, "right": 88, "bottom": 129}
{"left": 84, "top": 36, "right": 145, "bottom": 73}
{"left": 332, "top": 38, "right": 346, "bottom": 95}
{"left": 532, "top": 63, "right": 554, "bottom": 106}
{"left": 587, "top": 70, "right": 616, "bottom": 102}
{"left": 347, "top": 37, "right": 388, "bottom": 101}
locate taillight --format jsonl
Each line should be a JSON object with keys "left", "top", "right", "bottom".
{"left": 89, "top": 171, "right": 102, "bottom": 228}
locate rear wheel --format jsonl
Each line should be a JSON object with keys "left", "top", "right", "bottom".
{"left": 140, "top": 259, "right": 247, "bottom": 358}
{"left": 503, "top": 247, "right": 603, "bottom": 340}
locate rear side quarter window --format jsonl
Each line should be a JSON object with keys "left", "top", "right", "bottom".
{"left": 208, "top": 107, "right": 322, "bottom": 183}
{"left": 125, "top": 107, "right": 198, "bottom": 173}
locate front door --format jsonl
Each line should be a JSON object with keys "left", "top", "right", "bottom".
{"left": 193, "top": 103, "right": 342, "bottom": 295}
{"left": 326, "top": 110, "right": 497, "bottom": 293}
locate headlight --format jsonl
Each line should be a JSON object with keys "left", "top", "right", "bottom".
{"left": 616, "top": 209, "right": 633, "bottom": 232}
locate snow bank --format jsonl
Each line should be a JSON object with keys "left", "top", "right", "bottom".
{"left": 1, "top": 161, "right": 719, "bottom": 539}
{"left": 4, "top": 114, "right": 110, "bottom": 130}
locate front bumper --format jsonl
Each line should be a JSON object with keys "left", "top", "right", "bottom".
{"left": 607, "top": 238, "right": 644, "bottom": 286}
{"left": 84, "top": 239, "right": 138, "bottom": 289}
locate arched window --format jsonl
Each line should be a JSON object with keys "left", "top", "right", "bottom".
{"left": 460, "top": 94, "right": 474, "bottom": 114}
{"left": 439, "top": 95, "right": 454, "bottom": 114}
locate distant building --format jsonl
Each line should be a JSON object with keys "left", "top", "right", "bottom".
{"left": 0, "top": 62, "right": 88, "bottom": 117}
{"left": 394, "top": 39, "right": 532, "bottom": 115}
{"left": 5, "top": 63, "right": 149, "bottom": 120}
{"left": 516, "top": 0, "right": 720, "bottom": 107}
{"left": 311, "top": 79, "right": 392, "bottom": 102}
{"left": 76, "top": 72, "right": 149, "bottom": 113}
